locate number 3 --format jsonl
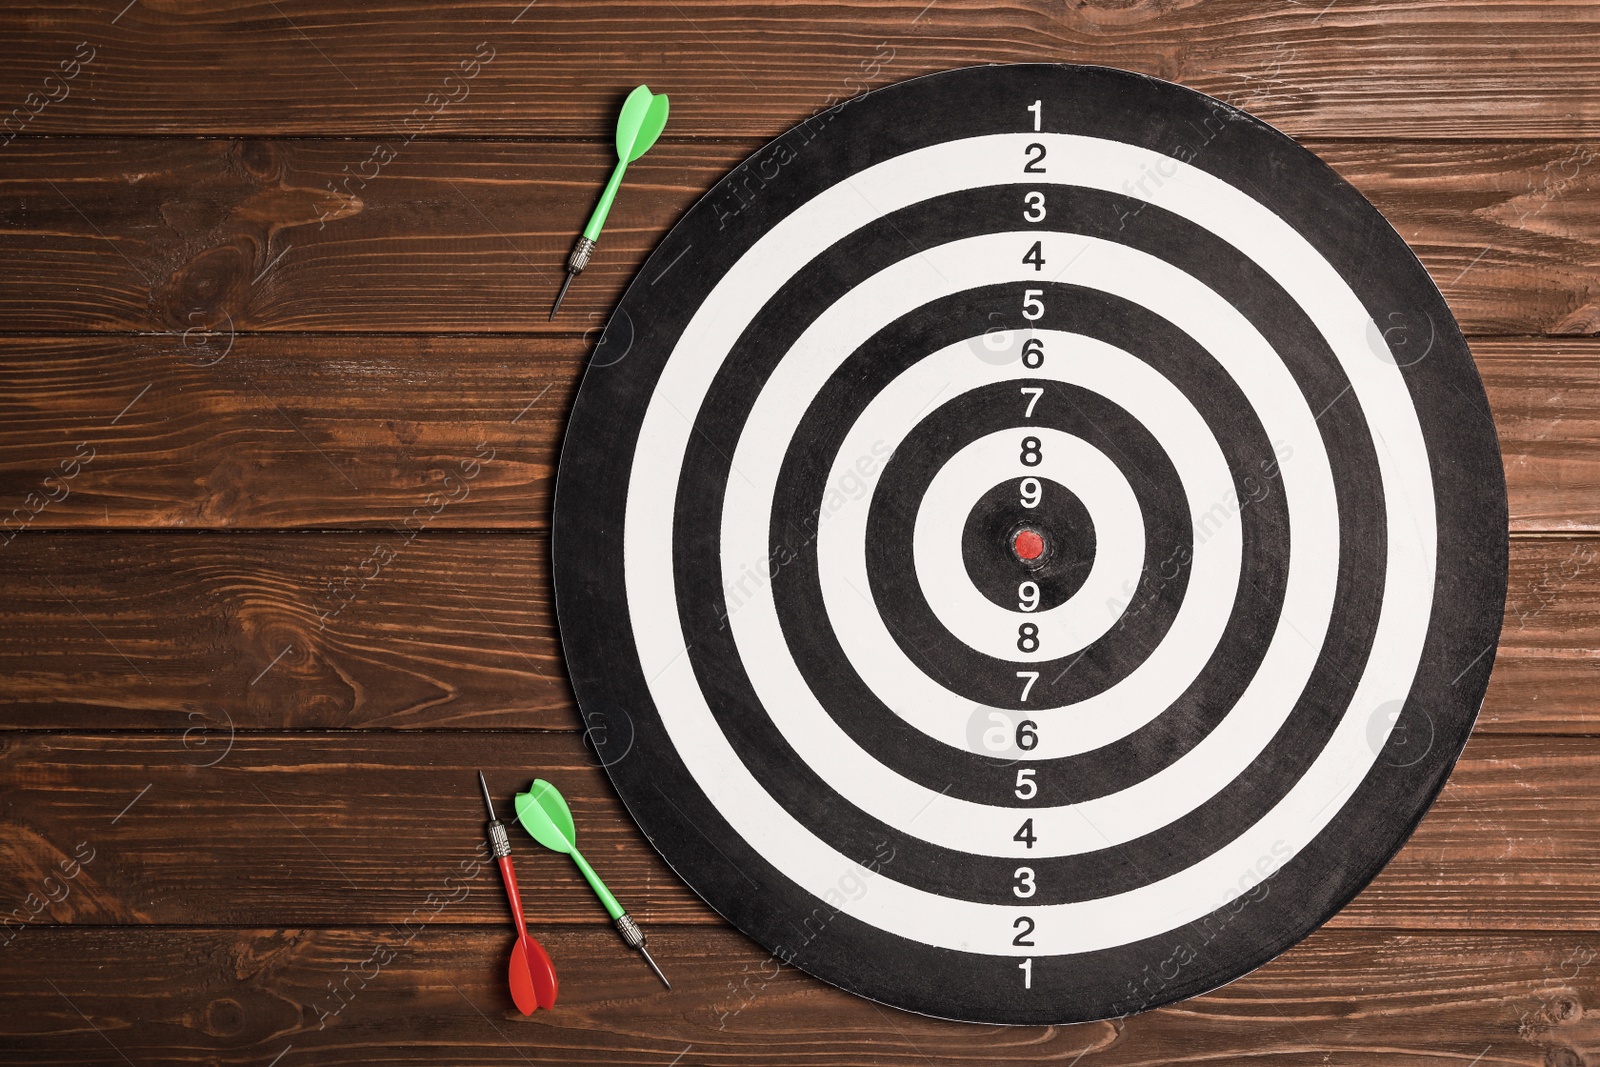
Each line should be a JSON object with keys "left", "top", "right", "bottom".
{"left": 1013, "top": 866, "right": 1036, "bottom": 897}
{"left": 1023, "top": 191, "right": 1045, "bottom": 223}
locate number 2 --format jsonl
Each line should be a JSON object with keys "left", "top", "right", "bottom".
{"left": 1013, "top": 915, "right": 1036, "bottom": 946}
{"left": 1023, "top": 142, "right": 1047, "bottom": 173}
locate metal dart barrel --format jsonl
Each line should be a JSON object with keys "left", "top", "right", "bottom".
{"left": 549, "top": 237, "right": 595, "bottom": 319}
{"left": 614, "top": 912, "right": 670, "bottom": 989}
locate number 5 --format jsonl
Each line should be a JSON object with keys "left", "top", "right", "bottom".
{"left": 1014, "top": 768, "right": 1036, "bottom": 799}
{"left": 1022, "top": 289, "right": 1044, "bottom": 321}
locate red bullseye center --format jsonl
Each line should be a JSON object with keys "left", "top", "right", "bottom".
{"left": 1013, "top": 528, "right": 1046, "bottom": 561}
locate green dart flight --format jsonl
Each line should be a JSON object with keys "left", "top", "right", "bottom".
{"left": 514, "top": 777, "right": 671, "bottom": 988}
{"left": 550, "top": 84, "right": 670, "bottom": 319}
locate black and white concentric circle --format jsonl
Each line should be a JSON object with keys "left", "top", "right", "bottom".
{"left": 552, "top": 64, "right": 1507, "bottom": 1024}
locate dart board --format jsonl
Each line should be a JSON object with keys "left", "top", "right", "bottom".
{"left": 552, "top": 64, "right": 1508, "bottom": 1024}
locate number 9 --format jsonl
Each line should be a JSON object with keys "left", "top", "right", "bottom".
{"left": 1019, "top": 477, "right": 1041, "bottom": 508}
{"left": 1018, "top": 581, "right": 1039, "bottom": 612}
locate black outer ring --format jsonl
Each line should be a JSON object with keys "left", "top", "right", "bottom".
{"left": 696, "top": 226, "right": 1310, "bottom": 810}
{"left": 550, "top": 64, "right": 1509, "bottom": 1024}
{"left": 665, "top": 246, "right": 1372, "bottom": 900}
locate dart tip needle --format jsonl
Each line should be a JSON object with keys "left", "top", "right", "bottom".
{"left": 550, "top": 271, "right": 576, "bottom": 319}
{"left": 477, "top": 770, "right": 498, "bottom": 820}
{"left": 638, "top": 944, "right": 670, "bottom": 989}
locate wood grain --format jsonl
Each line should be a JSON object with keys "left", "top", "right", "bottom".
{"left": 0, "top": 532, "right": 1588, "bottom": 733}
{"left": 0, "top": 2, "right": 1591, "bottom": 1057}
{"left": 0, "top": 335, "right": 579, "bottom": 530}
{"left": 4, "top": 0, "right": 1600, "bottom": 141}
{"left": 9, "top": 139, "right": 1600, "bottom": 335}
{"left": 0, "top": 335, "right": 1593, "bottom": 532}
{"left": 6, "top": 925, "right": 1594, "bottom": 1066}
{"left": 2, "top": 730, "right": 1597, "bottom": 931}
{"left": 0, "top": 533, "right": 567, "bottom": 731}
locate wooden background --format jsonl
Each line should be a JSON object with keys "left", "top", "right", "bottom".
{"left": 1, "top": 1, "right": 1597, "bottom": 1063}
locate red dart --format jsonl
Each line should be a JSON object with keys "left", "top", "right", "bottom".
{"left": 479, "top": 771, "right": 559, "bottom": 1011}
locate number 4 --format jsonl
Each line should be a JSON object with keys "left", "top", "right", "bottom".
{"left": 1020, "top": 387, "right": 1042, "bottom": 418}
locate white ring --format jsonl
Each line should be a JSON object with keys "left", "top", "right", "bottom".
{"left": 729, "top": 239, "right": 1319, "bottom": 831}
{"left": 913, "top": 426, "right": 1143, "bottom": 660}
{"left": 623, "top": 133, "right": 1434, "bottom": 956}
{"left": 810, "top": 332, "right": 1238, "bottom": 759}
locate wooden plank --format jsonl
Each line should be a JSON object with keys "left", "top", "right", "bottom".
{"left": 0, "top": 533, "right": 568, "bottom": 731}
{"left": 1483, "top": 340, "right": 1600, "bottom": 534}
{"left": 2, "top": 730, "right": 1598, "bottom": 930}
{"left": 0, "top": 532, "right": 1589, "bottom": 733}
{"left": 5, "top": 1, "right": 1600, "bottom": 141}
{"left": 0, "top": 137, "right": 697, "bottom": 332}
{"left": 8, "top": 138, "right": 1600, "bottom": 336}
{"left": 0, "top": 335, "right": 578, "bottom": 530}
{"left": 4, "top": 925, "right": 1591, "bottom": 1066}
{"left": 0, "top": 335, "right": 1591, "bottom": 532}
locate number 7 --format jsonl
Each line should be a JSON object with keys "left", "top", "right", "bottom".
{"left": 1016, "top": 671, "right": 1039, "bottom": 701}
{"left": 1020, "top": 387, "right": 1043, "bottom": 418}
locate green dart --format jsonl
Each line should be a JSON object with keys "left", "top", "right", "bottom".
{"left": 550, "top": 84, "right": 670, "bottom": 319}
{"left": 514, "top": 778, "right": 670, "bottom": 988}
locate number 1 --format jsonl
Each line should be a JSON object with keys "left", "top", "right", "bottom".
{"left": 1019, "top": 958, "right": 1033, "bottom": 988}
{"left": 1027, "top": 99, "right": 1041, "bottom": 132}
